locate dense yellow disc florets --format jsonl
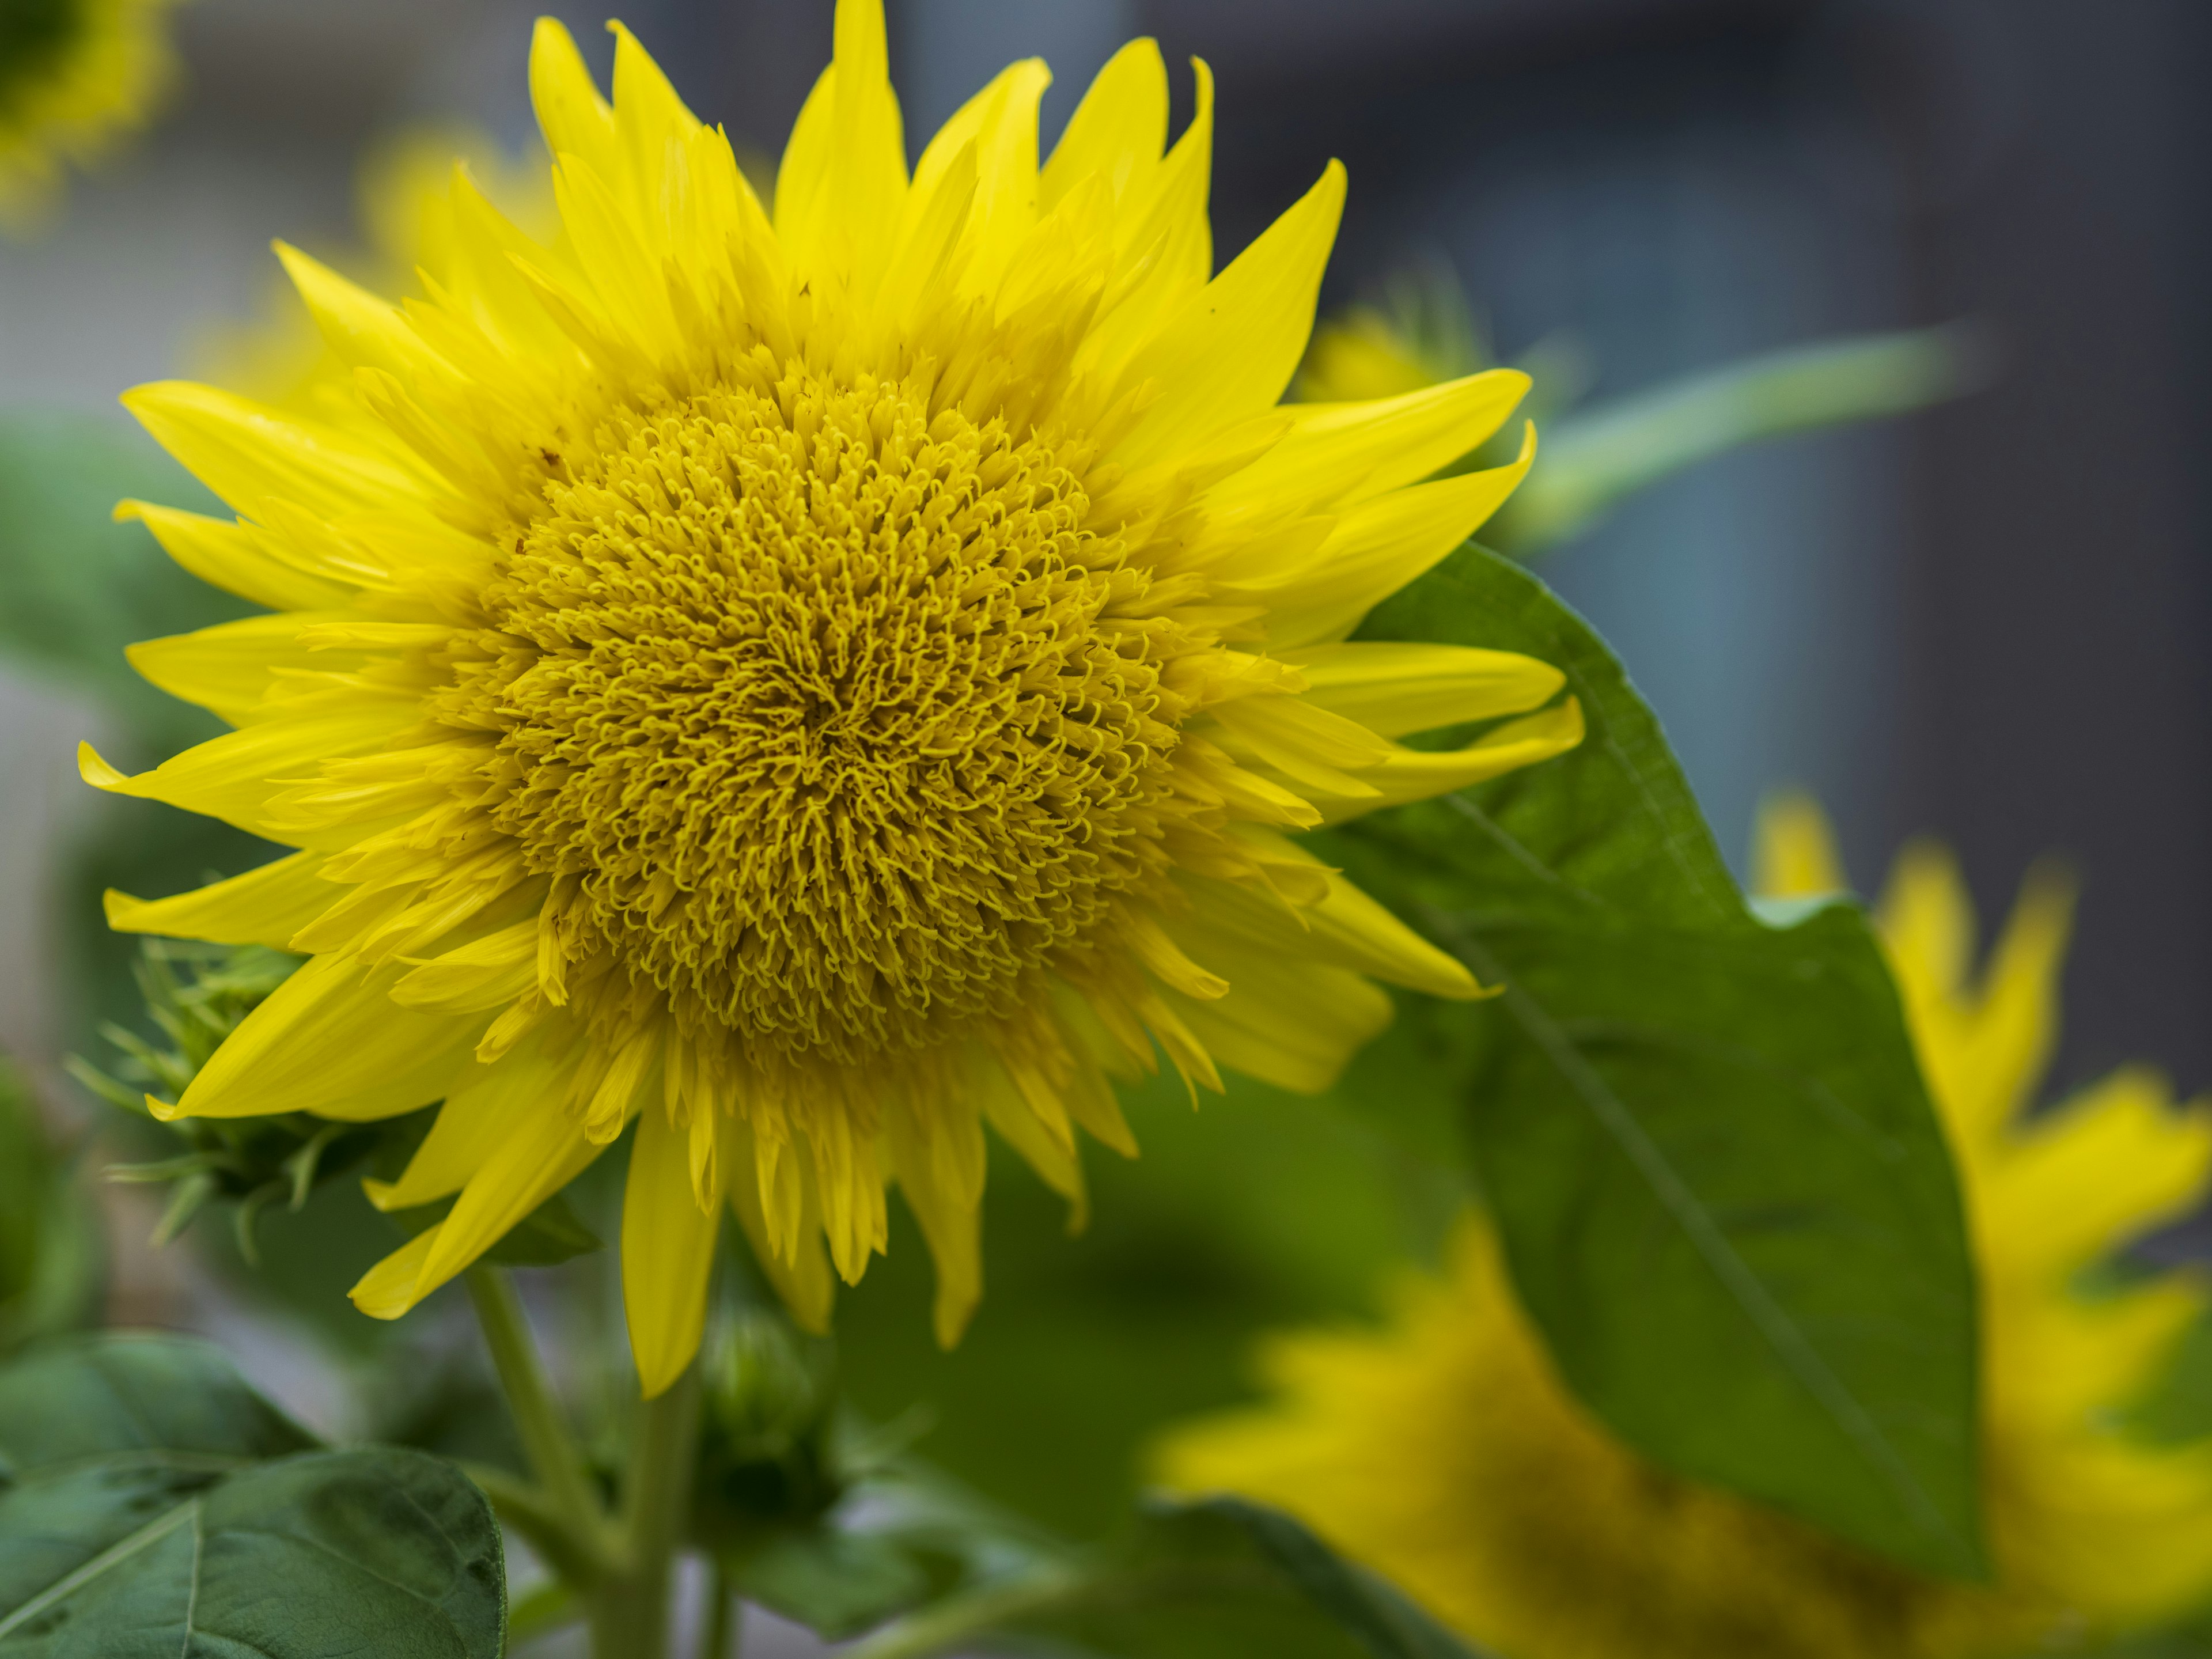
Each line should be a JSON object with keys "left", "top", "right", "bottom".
{"left": 455, "top": 366, "right": 1184, "bottom": 1063}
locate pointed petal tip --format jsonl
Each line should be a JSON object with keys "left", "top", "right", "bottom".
{"left": 77, "top": 740, "right": 129, "bottom": 790}
{"left": 143, "top": 1092, "right": 181, "bottom": 1122}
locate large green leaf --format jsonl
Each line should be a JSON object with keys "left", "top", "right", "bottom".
{"left": 0, "top": 1334, "right": 506, "bottom": 1657}
{"left": 849, "top": 1496, "right": 1487, "bottom": 1659}
{"left": 1328, "top": 544, "right": 1983, "bottom": 1580}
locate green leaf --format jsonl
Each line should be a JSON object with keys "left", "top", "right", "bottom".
{"left": 0, "top": 1334, "right": 506, "bottom": 1658}
{"left": 0, "top": 1063, "right": 104, "bottom": 1355}
{"left": 1494, "top": 324, "right": 1987, "bottom": 554}
{"left": 731, "top": 1525, "right": 934, "bottom": 1639}
{"left": 1331, "top": 544, "right": 1983, "bottom": 1580}
{"left": 853, "top": 1496, "right": 1487, "bottom": 1659}
{"left": 0, "top": 1333, "right": 313, "bottom": 1474}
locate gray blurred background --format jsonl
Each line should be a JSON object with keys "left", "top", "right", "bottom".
{"left": 2, "top": 0, "right": 2204, "bottom": 1130}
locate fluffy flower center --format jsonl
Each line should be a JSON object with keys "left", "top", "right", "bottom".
{"left": 453, "top": 366, "right": 1184, "bottom": 1063}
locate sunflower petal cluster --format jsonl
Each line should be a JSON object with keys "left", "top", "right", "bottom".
{"left": 0, "top": 0, "right": 175, "bottom": 228}
{"left": 88, "top": 1, "right": 1580, "bottom": 1393}
{"left": 1158, "top": 797, "right": 2212, "bottom": 1658}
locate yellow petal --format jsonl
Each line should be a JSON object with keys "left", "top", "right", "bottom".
{"left": 390, "top": 918, "right": 542, "bottom": 1014}
{"left": 1207, "top": 368, "right": 1529, "bottom": 518}
{"left": 1878, "top": 840, "right": 1978, "bottom": 1010}
{"left": 1985, "top": 1068, "right": 2212, "bottom": 1271}
{"left": 774, "top": 0, "right": 906, "bottom": 293}
{"left": 1287, "top": 641, "right": 1565, "bottom": 740}
{"left": 350, "top": 1228, "right": 440, "bottom": 1321}
{"left": 624, "top": 1103, "right": 725, "bottom": 1397}
{"left": 116, "top": 501, "right": 354, "bottom": 612}
{"left": 1948, "top": 862, "right": 2074, "bottom": 1145}
{"left": 911, "top": 58, "right": 1050, "bottom": 291}
{"left": 528, "top": 17, "right": 618, "bottom": 180}
{"left": 1041, "top": 37, "right": 1167, "bottom": 210}
{"left": 1317, "top": 698, "right": 1585, "bottom": 824}
{"left": 1113, "top": 159, "right": 1345, "bottom": 467}
{"left": 104, "top": 851, "right": 336, "bottom": 948}
{"left": 1166, "top": 948, "right": 1393, "bottom": 1094}
{"left": 726, "top": 1116, "right": 837, "bottom": 1334}
{"left": 80, "top": 707, "right": 421, "bottom": 845}
{"left": 884, "top": 1094, "right": 985, "bottom": 1349}
{"left": 275, "top": 242, "right": 452, "bottom": 383}
{"left": 415, "top": 1100, "right": 603, "bottom": 1299}
{"left": 1752, "top": 791, "right": 1848, "bottom": 900}
{"left": 977, "top": 1058, "right": 1089, "bottom": 1233}
{"left": 363, "top": 1032, "right": 571, "bottom": 1213}
{"left": 168, "top": 953, "right": 485, "bottom": 1123}
{"left": 122, "top": 381, "right": 427, "bottom": 524}
{"left": 609, "top": 21, "right": 703, "bottom": 229}
{"left": 1252, "top": 427, "right": 1536, "bottom": 648}
{"left": 126, "top": 611, "right": 344, "bottom": 726}
{"left": 1080, "top": 58, "right": 1214, "bottom": 374}
{"left": 1178, "top": 861, "right": 1483, "bottom": 1001}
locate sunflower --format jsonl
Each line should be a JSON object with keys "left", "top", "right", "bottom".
{"left": 0, "top": 0, "right": 176, "bottom": 228}
{"left": 1157, "top": 796, "right": 2212, "bottom": 1658}
{"left": 86, "top": 1, "right": 1580, "bottom": 1394}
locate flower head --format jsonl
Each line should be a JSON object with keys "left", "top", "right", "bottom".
{"left": 88, "top": 1, "right": 1579, "bottom": 1393}
{"left": 0, "top": 0, "right": 176, "bottom": 228}
{"left": 1157, "top": 797, "right": 2212, "bottom": 1658}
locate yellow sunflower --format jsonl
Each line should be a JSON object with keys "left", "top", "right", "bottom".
{"left": 1157, "top": 796, "right": 2212, "bottom": 1658}
{"left": 85, "top": 2, "right": 1581, "bottom": 1394}
{"left": 0, "top": 0, "right": 176, "bottom": 228}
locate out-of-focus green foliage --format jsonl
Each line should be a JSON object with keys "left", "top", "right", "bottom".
{"left": 0, "top": 1060, "right": 103, "bottom": 1355}
{"left": 843, "top": 1496, "right": 1491, "bottom": 1659}
{"left": 0, "top": 1332, "right": 507, "bottom": 1657}
{"left": 1496, "top": 325, "right": 1988, "bottom": 551}
{"left": 832, "top": 1052, "right": 1461, "bottom": 1541}
{"left": 0, "top": 411, "right": 267, "bottom": 1060}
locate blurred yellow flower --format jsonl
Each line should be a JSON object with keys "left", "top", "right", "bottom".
{"left": 87, "top": 1, "right": 1580, "bottom": 1394}
{"left": 0, "top": 0, "right": 176, "bottom": 228}
{"left": 196, "top": 128, "right": 556, "bottom": 412}
{"left": 1158, "top": 795, "right": 2212, "bottom": 1658}
{"left": 1296, "top": 267, "right": 1483, "bottom": 404}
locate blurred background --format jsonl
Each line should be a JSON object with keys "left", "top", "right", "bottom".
{"left": 2, "top": 0, "right": 2208, "bottom": 1644}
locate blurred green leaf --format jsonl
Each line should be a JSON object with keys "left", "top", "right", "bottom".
{"left": 1493, "top": 324, "right": 1988, "bottom": 554}
{"left": 832, "top": 1056, "right": 1464, "bottom": 1540}
{"left": 0, "top": 413, "right": 274, "bottom": 1068}
{"left": 0, "top": 1062, "right": 103, "bottom": 1355}
{"left": 1326, "top": 543, "right": 1982, "bottom": 1580}
{"left": 0, "top": 1332, "right": 505, "bottom": 1657}
{"left": 849, "top": 1496, "right": 1487, "bottom": 1659}
{"left": 735, "top": 1527, "right": 936, "bottom": 1639}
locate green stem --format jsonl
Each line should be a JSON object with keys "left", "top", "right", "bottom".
{"left": 588, "top": 1362, "right": 703, "bottom": 1659}
{"left": 841, "top": 1569, "right": 1089, "bottom": 1659}
{"left": 465, "top": 1267, "right": 616, "bottom": 1580}
{"left": 698, "top": 1558, "right": 737, "bottom": 1659}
